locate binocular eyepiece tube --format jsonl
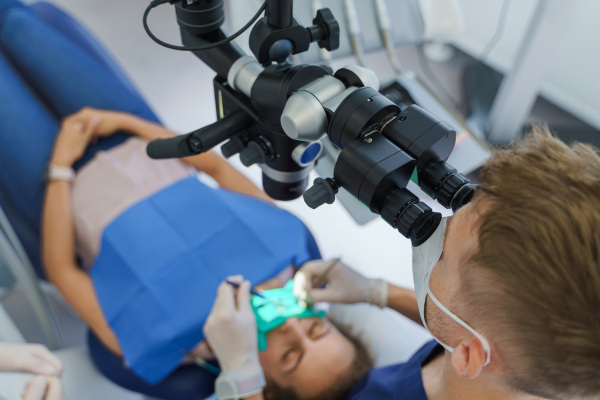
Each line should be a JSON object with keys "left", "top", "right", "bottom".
{"left": 302, "top": 82, "right": 475, "bottom": 245}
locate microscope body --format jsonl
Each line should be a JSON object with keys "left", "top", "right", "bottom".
{"left": 145, "top": 0, "right": 474, "bottom": 245}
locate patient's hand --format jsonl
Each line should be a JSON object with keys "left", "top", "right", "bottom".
{"left": 50, "top": 116, "right": 99, "bottom": 167}
{"left": 68, "top": 107, "right": 129, "bottom": 139}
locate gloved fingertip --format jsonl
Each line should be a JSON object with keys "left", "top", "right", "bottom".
{"left": 226, "top": 275, "right": 244, "bottom": 284}
{"left": 31, "top": 375, "right": 46, "bottom": 385}
{"left": 40, "top": 363, "right": 59, "bottom": 375}
{"left": 24, "top": 376, "right": 47, "bottom": 398}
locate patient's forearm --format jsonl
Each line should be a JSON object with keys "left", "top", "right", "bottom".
{"left": 119, "top": 114, "right": 273, "bottom": 203}
{"left": 207, "top": 161, "right": 274, "bottom": 204}
{"left": 386, "top": 284, "right": 422, "bottom": 326}
{"left": 119, "top": 113, "right": 177, "bottom": 142}
{"left": 42, "top": 179, "right": 122, "bottom": 355}
{"left": 42, "top": 180, "right": 77, "bottom": 272}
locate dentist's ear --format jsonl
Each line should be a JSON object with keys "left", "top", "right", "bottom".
{"left": 450, "top": 337, "right": 488, "bottom": 379}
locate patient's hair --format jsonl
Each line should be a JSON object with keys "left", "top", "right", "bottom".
{"left": 457, "top": 126, "right": 600, "bottom": 400}
{"left": 263, "top": 318, "right": 373, "bottom": 400}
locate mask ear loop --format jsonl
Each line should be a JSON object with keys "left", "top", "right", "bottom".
{"left": 416, "top": 218, "right": 447, "bottom": 334}
{"left": 426, "top": 287, "right": 492, "bottom": 366}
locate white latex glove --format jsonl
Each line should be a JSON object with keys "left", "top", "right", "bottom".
{"left": 203, "top": 277, "right": 265, "bottom": 400}
{"left": 300, "top": 259, "right": 388, "bottom": 308}
{"left": 21, "top": 376, "right": 64, "bottom": 400}
{"left": 0, "top": 343, "right": 62, "bottom": 376}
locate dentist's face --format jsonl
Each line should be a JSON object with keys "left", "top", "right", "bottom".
{"left": 425, "top": 201, "right": 482, "bottom": 347}
{"left": 259, "top": 317, "right": 356, "bottom": 399}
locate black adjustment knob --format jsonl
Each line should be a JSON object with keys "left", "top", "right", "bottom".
{"left": 239, "top": 141, "right": 267, "bottom": 166}
{"left": 303, "top": 177, "right": 338, "bottom": 209}
{"left": 307, "top": 8, "right": 340, "bottom": 51}
{"left": 221, "top": 137, "right": 244, "bottom": 159}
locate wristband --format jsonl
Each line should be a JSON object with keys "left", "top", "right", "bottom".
{"left": 215, "top": 369, "right": 266, "bottom": 400}
{"left": 45, "top": 164, "right": 75, "bottom": 183}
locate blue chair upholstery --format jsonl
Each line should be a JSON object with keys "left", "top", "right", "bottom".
{"left": 29, "top": 1, "right": 143, "bottom": 102}
{"left": 4, "top": 3, "right": 213, "bottom": 398}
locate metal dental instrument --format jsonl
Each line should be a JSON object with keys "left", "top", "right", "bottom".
{"left": 312, "top": 257, "right": 341, "bottom": 288}
{"left": 182, "top": 350, "right": 221, "bottom": 375}
{"left": 225, "top": 279, "right": 266, "bottom": 298}
{"left": 344, "top": 0, "right": 365, "bottom": 66}
{"left": 375, "top": 0, "right": 402, "bottom": 75}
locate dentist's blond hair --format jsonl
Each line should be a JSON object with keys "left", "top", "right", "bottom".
{"left": 461, "top": 126, "right": 600, "bottom": 400}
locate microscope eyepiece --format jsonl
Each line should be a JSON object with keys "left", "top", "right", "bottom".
{"left": 380, "top": 188, "right": 441, "bottom": 246}
{"left": 419, "top": 161, "right": 475, "bottom": 211}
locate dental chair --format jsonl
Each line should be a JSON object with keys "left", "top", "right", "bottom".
{"left": 0, "top": 2, "right": 209, "bottom": 398}
{"left": 0, "top": 2, "right": 432, "bottom": 399}
{"left": 0, "top": 301, "right": 146, "bottom": 400}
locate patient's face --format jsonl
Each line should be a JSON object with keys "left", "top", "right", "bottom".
{"left": 259, "top": 317, "right": 355, "bottom": 398}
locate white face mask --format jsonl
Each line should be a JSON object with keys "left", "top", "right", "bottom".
{"left": 412, "top": 217, "right": 491, "bottom": 366}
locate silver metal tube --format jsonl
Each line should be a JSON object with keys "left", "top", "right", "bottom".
{"left": 344, "top": 0, "right": 365, "bottom": 67}
{"left": 375, "top": 0, "right": 402, "bottom": 74}
{"left": 227, "top": 55, "right": 264, "bottom": 98}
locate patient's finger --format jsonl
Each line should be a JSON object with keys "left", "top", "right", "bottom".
{"left": 82, "top": 117, "right": 100, "bottom": 139}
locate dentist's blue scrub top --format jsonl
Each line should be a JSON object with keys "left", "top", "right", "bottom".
{"left": 347, "top": 340, "right": 442, "bottom": 399}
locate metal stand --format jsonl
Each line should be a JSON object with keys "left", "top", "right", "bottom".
{"left": 485, "top": 0, "right": 574, "bottom": 143}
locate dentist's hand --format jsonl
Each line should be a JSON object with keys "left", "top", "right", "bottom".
{"left": 21, "top": 376, "right": 64, "bottom": 400}
{"left": 204, "top": 277, "right": 265, "bottom": 400}
{"left": 300, "top": 259, "right": 388, "bottom": 308}
{"left": 0, "top": 343, "right": 62, "bottom": 376}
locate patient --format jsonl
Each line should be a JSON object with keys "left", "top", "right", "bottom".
{"left": 0, "top": 3, "right": 372, "bottom": 399}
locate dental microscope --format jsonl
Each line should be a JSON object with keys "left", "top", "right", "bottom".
{"left": 143, "top": 0, "right": 475, "bottom": 246}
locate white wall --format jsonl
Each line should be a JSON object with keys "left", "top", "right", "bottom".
{"left": 452, "top": 0, "right": 600, "bottom": 130}
{"left": 227, "top": 0, "right": 600, "bottom": 130}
